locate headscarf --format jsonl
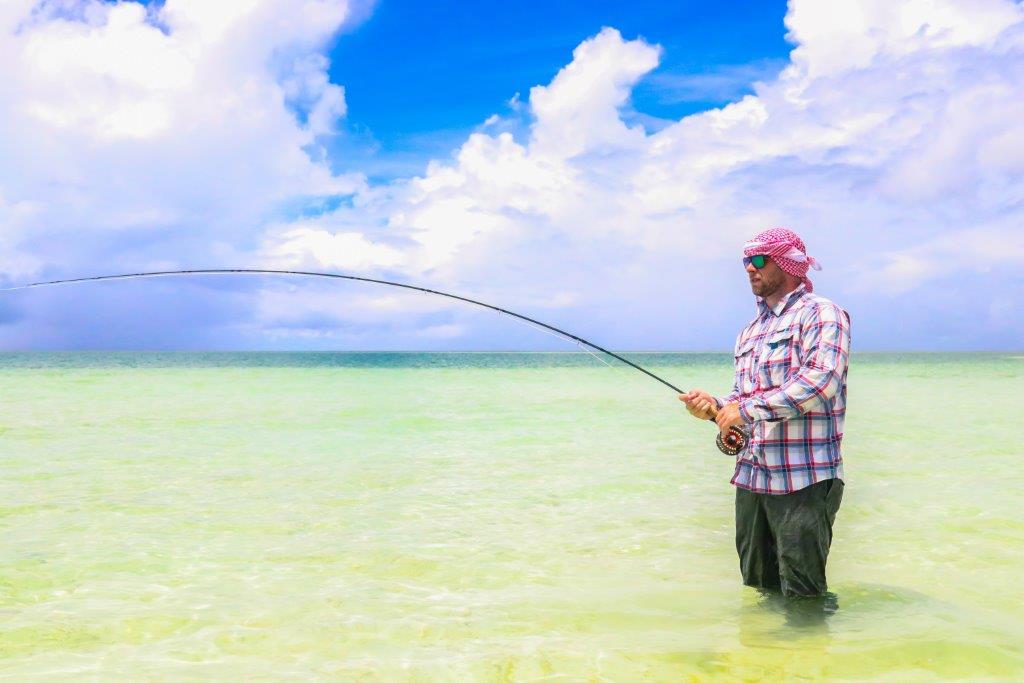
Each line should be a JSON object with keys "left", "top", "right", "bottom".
{"left": 742, "top": 227, "right": 822, "bottom": 293}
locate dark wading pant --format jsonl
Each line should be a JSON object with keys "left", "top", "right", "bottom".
{"left": 735, "top": 478, "right": 844, "bottom": 597}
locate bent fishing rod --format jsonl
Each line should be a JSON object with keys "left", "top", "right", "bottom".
{"left": 0, "top": 268, "right": 747, "bottom": 454}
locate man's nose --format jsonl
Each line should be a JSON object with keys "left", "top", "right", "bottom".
{"left": 745, "top": 262, "right": 756, "bottom": 274}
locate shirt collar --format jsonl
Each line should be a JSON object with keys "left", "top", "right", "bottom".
{"left": 756, "top": 283, "right": 807, "bottom": 318}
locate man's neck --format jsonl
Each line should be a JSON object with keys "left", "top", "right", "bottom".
{"left": 764, "top": 282, "right": 801, "bottom": 310}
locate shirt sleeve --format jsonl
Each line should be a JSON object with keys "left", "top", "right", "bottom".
{"left": 738, "top": 304, "right": 850, "bottom": 423}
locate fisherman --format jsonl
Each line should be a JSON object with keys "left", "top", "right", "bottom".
{"left": 680, "top": 227, "right": 851, "bottom": 598}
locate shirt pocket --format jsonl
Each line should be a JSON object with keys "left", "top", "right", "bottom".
{"left": 760, "top": 327, "right": 800, "bottom": 389}
{"left": 734, "top": 337, "right": 758, "bottom": 395}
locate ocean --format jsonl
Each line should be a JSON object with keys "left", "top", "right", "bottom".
{"left": 1, "top": 352, "right": 1022, "bottom": 679}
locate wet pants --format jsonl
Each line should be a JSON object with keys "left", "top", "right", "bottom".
{"left": 735, "top": 478, "right": 844, "bottom": 597}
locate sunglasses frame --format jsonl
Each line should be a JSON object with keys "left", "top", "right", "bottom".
{"left": 743, "top": 254, "right": 768, "bottom": 269}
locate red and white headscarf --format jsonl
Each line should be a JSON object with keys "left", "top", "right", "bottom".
{"left": 743, "top": 227, "right": 822, "bottom": 293}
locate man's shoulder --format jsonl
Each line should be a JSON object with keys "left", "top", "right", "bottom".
{"left": 796, "top": 292, "right": 850, "bottom": 326}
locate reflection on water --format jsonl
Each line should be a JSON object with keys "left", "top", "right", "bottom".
{"left": 738, "top": 582, "right": 958, "bottom": 647}
{"left": 760, "top": 590, "right": 839, "bottom": 629}
{"left": 736, "top": 583, "right": 947, "bottom": 644}
{"left": 736, "top": 589, "right": 836, "bottom": 652}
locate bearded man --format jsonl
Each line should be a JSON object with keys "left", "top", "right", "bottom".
{"left": 680, "top": 227, "right": 851, "bottom": 598}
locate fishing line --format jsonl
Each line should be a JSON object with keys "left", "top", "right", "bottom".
{"left": 495, "top": 309, "right": 612, "bottom": 368}
{"left": 0, "top": 268, "right": 747, "bottom": 454}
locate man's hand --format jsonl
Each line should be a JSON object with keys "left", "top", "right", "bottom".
{"left": 715, "top": 402, "right": 746, "bottom": 436}
{"left": 679, "top": 389, "right": 717, "bottom": 420}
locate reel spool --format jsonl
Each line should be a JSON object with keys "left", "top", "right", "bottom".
{"left": 716, "top": 424, "right": 748, "bottom": 456}
{"left": 706, "top": 406, "right": 748, "bottom": 455}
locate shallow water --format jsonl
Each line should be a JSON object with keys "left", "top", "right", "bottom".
{"left": 1, "top": 352, "right": 1022, "bottom": 679}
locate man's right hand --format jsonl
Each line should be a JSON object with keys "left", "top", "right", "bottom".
{"left": 678, "top": 389, "right": 717, "bottom": 420}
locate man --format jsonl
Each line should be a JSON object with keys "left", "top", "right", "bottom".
{"left": 680, "top": 227, "right": 851, "bottom": 598}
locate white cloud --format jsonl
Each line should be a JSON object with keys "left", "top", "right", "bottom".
{"left": 0, "top": 0, "right": 375, "bottom": 347}
{"left": 0, "top": 0, "right": 358, "bottom": 245}
{"left": 528, "top": 27, "right": 660, "bottom": 159}
{"left": 866, "top": 223, "right": 1024, "bottom": 293}
{"left": 261, "top": 225, "right": 403, "bottom": 271}
{"left": 784, "top": 0, "right": 1020, "bottom": 78}
{"left": 271, "top": 2, "right": 1023, "bottom": 348}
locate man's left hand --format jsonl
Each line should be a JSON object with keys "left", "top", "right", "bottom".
{"left": 716, "top": 402, "right": 746, "bottom": 435}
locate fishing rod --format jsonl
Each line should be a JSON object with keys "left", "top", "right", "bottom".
{"left": 0, "top": 268, "right": 747, "bottom": 454}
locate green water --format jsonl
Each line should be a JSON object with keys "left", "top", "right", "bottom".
{"left": 1, "top": 352, "right": 1022, "bottom": 679}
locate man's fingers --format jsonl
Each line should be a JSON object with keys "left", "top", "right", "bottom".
{"left": 679, "top": 391, "right": 720, "bottom": 420}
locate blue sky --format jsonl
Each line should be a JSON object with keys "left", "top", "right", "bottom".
{"left": 0, "top": 0, "right": 1022, "bottom": 351}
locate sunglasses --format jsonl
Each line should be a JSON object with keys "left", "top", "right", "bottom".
{"left": 743, "top": 254, "right": 769, "bottom": 269}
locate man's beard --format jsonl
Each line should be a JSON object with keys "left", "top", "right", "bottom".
{"left": 751, "top": 274, "right": 783, "bottom": 298}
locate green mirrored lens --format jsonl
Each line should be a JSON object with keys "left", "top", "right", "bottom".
{"left": 751, "top": 254, "right": 767, "bottom": 268}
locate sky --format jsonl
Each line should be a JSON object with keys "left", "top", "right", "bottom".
{"left": 0, "top": 0, "right": 1022, "bottom": 352}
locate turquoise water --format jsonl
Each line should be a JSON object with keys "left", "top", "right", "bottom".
{"left": 1, "top": 352, "right": 1022, "bottom": 679}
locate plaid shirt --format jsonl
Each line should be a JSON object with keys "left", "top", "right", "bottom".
{"left": 715, "top": 284, "right": 851, "bottom": 494}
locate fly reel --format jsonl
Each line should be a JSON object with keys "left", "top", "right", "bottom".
{"left": 715, "top": 424, "right": 748, "bottom": 455}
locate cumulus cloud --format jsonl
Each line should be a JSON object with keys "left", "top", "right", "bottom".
{"left": 1, "top": 0, "right": 1023, "bottom": 350}
{"left": 261, "top": 225, "right": 403, "bottom": 271}
{"left": 1, "top": 0, "right": 358, "bottom": 240}
{"left": 0, "top": 0, "right": 367, "bottom": 347}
